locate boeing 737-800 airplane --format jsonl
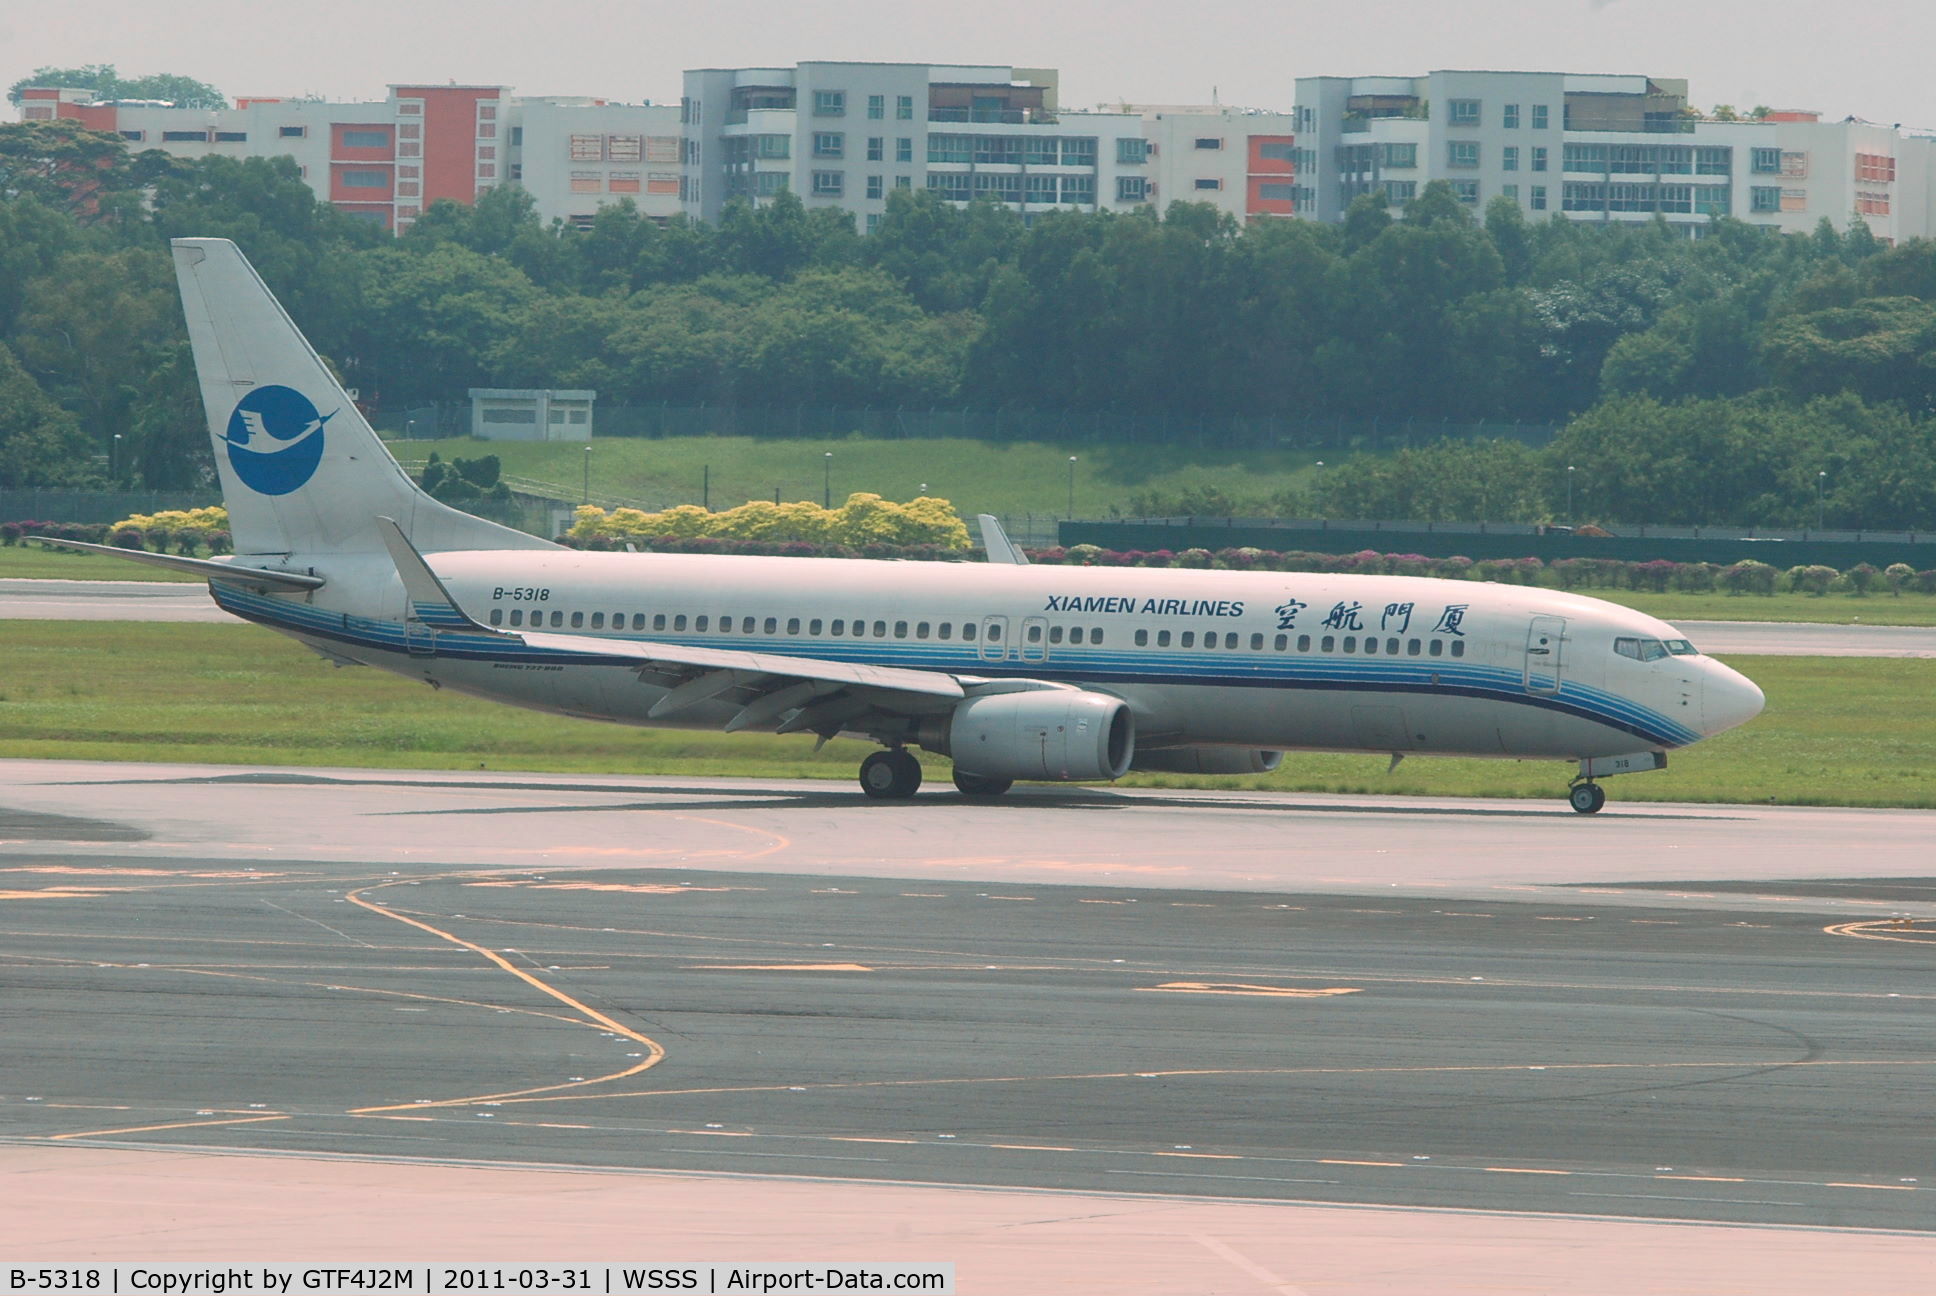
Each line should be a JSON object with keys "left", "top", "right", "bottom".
{"left": 52, "top": 239, "right": 1764, "bottom": 811}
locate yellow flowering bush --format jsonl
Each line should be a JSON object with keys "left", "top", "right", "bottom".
{"left": 111, "top": 506, "right": 230, "bottom": 539}
{"left": 568, "top": 494, "right": 969, "bottom": 550}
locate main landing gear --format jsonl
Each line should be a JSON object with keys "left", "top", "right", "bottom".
{"left": 952, "top": 770, "right": 1014, "bottom": 798}
{"left": 859, "top": 748, "right": 922, "bottom": 800}
{"left": 1567, "top": 781, "right": 1608, "bottom": 815}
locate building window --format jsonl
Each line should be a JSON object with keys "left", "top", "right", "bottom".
{"left": 1751, "top": 147, "right": 1781, "bottom": 174}
{"left": 397, "top": 100, "right": 422, "bottom": 115}
{"left": 1383, "top": 179, "right": 1416, "bottom": 203}
{"left": 1695, "top": 185, "right": 1730, "bottom": 216}
{"left": 1193, "top": 177, "right": 1222, "bottom": 190}
{"left": 866, "top": 174, "right": 883, "bottom": 198}
{"left": 609, "top": 173, "right": 641, "bottom": 193}
{"left": 340, "top": 170, "right": 388, "bottom": 188}
{"left": 896, "top": 136, "right": 912, "bottom": 163}
{"left": 1855, "top": 152, "right": 1897, "bottom": 182}
{"left": 278, "top": 125, "right": 305, "bottom": 138}
{"left": 1449, "top": 98, "right": 1481, "bottom": 126}
{"left": 1448, "top": 141, "right": 1479, "bottom": 168}
{"left": 342, "top": 129, "right": 389, "bottom": 148}
{"left": 1503, "top": 146, "right": 1519, "bottom": 172}
{"left": 1501, "top": 184, "right": 1518, "bottom": 200}
{"left": 477, "top": 145, "right": 496, "bottom": 160}
{"left": 895, "top": 174, "right": 912, "bottom": 189}
{"left": 608, "top": 135, "right": 642, "bottom": 162}
{"left": 1503, "top": 103, "right": 1520, "bottom": 129}
{"left": 1531, "top": 146, "right": 1547, "bottom": 172}
{"left": 570, "top": 134, "right": 603, "bottom": 161}
{"left": 1194, "top": 137, "right": 1223, "bottom": 150}
{"left": 756, "top": 172, "right": 789, "bottom": 196}
{"left": 812, "top": 132, "right": 844, "bottom": 158}
{"left": 811, "top": 170, "right": 844, "bottom": 196}
{"left": 397, "top": 181, "right": 420, "bottom": 197}
{"left": 1452, "top": 180, "right": 1479, "bottom": 204}
{"left": 570, "top": 172, "right": 601, "bottom": 193}
{"left": 478, "top": 102, "right": 497, "bottom": 120}
{"left": 1257, "top": 139, "right": 1295, "bottom": 164}
{"left": 1257, "top": 181, "right": 1296, "bottom": 201}
{"left": 1117, "top": 175, "right": 1148, "bottom": 201}
{"left": 1856, "top": 190, "right": 1890, "bottom": 215}
{"left": 1531, "top": 104, "right": 1549, "bottom": 129}
{"left": 1696, "top": 146, "right": 1731, "bottom": 175}
{"left": 1060, "top": 174, "right": 1096, "bottom": 204}
{"left": 477, "top": 123, "right": 496, "bottom": 139}
{"left": 896, "top": 94, "right": 914, "bottom": 119}
{"left": 1749, "top": 186, "right": 1780, "bottom": 213}
{"left": 511, "top": 126, "right": 525, "bottom": 147}
{"left": 162, "top": 130, "right": 208, "bottom": 142}
{"left": 1381, "top": 142, "right": 1417, "bottom": 169}
{"left": 812, "top": 90, "right": 845, "bottom": 117}
{"left": 868, "top": 94, "right": 885, "bottom": 120}
{"left": 1531, "top": 185, "right": 1547, "bottom": 210}
{"left": 120, "top": 129, "right": 145, "bottom": 142}
{"left": 756, "top": 133, "right": 790, "bottom": 159}
{"left": 476, "top": 163, "right": 495, "bottom": 179}
{"left": 867, "top": 136, "right": 883, "bottom": 161}
{"left": 1787, "top": 188, "right": 1815, "bottom": 213}
{"left": 1117, "top": 137, "right": 1149, "bottom": 164}
{"left": 866, "top": 213, "right": 881, "bottom": 233}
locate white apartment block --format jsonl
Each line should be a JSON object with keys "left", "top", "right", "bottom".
{"left": 18, "top": 84, "right": 681, "bottom": 230}
{"left": 1292, "top": 71, "right": 1936, "bottom": 242}
{"left": 679, "top": 63, "right": 1153, "bottom": 231}
{"left": 1105, "top": 105, "right": 1300, "bottom": 222}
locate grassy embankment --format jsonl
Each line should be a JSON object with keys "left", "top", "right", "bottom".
{"left": 1, "top": 622, "right": 1930, "bottom": 808}
{"left": 382, "top": 433, "right": 1325, "bottom": 520}
{"left": 6, "top": 544, "right": 1936, "bottom": 625}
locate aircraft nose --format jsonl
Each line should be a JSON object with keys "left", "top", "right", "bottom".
{"left": 1703, "top": 661, "right": 1766, "bottom": 736}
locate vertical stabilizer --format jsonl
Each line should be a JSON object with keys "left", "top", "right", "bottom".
{"left": 171, "top": 238, "right": 553, "bottom": 558}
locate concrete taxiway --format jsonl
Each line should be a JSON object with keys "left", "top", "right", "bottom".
{"left": 3, "top": 758, "right": 1934, "bottom": 1284}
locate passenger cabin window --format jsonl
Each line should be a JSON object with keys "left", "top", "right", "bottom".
{"left": 938, "top": 623, "right": 953, "bottom": 640}
{"left": 962, "top": 623, "right": 977, "bottom": 641}
{"left": 1157, "top": 630, "right": 1171, "bottom": 647}
{"left": 673, "top": 615, "right": 687, "bottom": 631}
{"left": 633, "top": 614, "right": 646, "bottom": 630}
{"left": 1251, "top": 633, "right": 1264, "bottom": 650}
{"left": 1050, "top": 626, "right": 1064, "bottom": 644}
{"left": 653, "top": 614, "right": 666, "bottom": 631}
{"left": 873, "top": 620, "right": 887, "bottom": 637}
{"left": 1297, "top": 634, "right": 1310, "bottom": 652}
{"left": 765, "top": 617, "right": 778, "bottom": 634}
{"left": 896, "top": 621, "right": 910, "bottom": 639}
{"left": 1429, "top": 640, "right": 1443, "bottom": 657}
{"left": 551, "top": 611, "right": 565, "bottom": 627}
{"left": 985, "top": 623, "right": 1000, "bottom": 641}
{"left": 490, "top": 609, "right": 504, "bottom": 626}
{"left": 810, "top": 619, "right": 824, "bottom": 635}
{"left": 831, "top": 619, "right": 845, "bottom": 635}
{"left": 1343, "top": 636, "right": 1357, "bottom": 652}
{"left": 1024, "top": 623, "right": 1041, "bottom": 643}
{"left": 571, "top": 612, "right": 585, "bottom": 628}
{"left": 1321, "top": 635, "right": 1335, "bottom": 652}
{"left": 1364, "top": 637, "right": 1378, "bottom": 655}
{"left": 1387, "top": 637, "right": 1400, "bottom": 654}
{"left": 1451, "top": 641, "right": 1466, "bottom": 658}
{"left": 1136, "top": 629, "right": 1150, "bottom": 646}
{"left": 695, "top": 616, "right": 709, "bottom": 632}
{"left": 1181, "top": 631, "right": 1195, "bottom": 648}
{"left": 591, "top": 612, "right": 605, "bottom": 629}
{"left": 1407, "top": 639, "right": 1422, "bottom": 655}
{"left": 788, "top": 618, "right": 801, "bottom": 634}
{"left": 507, "top": 610, "right": 521, "bottom": 627}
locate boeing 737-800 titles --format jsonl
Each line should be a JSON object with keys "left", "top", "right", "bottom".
{"left": 49, "top": 239, "right": 1765, "bottom": 811}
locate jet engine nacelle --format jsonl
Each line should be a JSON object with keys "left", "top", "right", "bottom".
{"left": 1131, "top": 747, "right": 1284, "bottom": 776}
{"left": 932, "top": 690, "right": 1135, "bottom": 782}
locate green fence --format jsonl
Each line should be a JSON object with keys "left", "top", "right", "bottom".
{"left": 1063, "top": 519, "right": 1936, "bottom": 570}
{"left": 0, "top": 489, "right": 217, "bottom": 525}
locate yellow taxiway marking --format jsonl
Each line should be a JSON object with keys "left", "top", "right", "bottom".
{"left": 1824, "top": 1182, "right": 1919, "bottom": 1191}
{"left": 1321, "top": 1159, "right": 1403, "bottom": 1167}
{"left": 465, "top": 882, "right": 760, "bottom": 895}
{"left": 830, "top": 1136, "right": 921, "bottom": 1145}
{"left": 1825, "top": 919, "right": 1936, "bottom": 945}
{"left": 1139, "top": 983, "right": 1362, "bottom": 998}
{"left": 51, "top": 1114, "right": 287, "bottom": 1140}
{"left": 0, "top": 866, "right": 287, "bottom": 879}
{"left": 0, "top": 889, "right": 112, "bottom": 900}
{"left": 345, "top": 877, "right": 667, "bottom": 1113}
{"left": 690, "top": 963, "right": 873, "bottom": 972}
{"left": 1154, "top": 1152, "right": 1241, "bottom": 1160}
{"left": 1657, "top": 1175, "right": 1746, "bottom": 1183}
{"left": 1485, "top": 1167, "right": 1572, "bottom": 1175}
{"left": 989, "top": 1143, "right": 1078, "bottom": 1152}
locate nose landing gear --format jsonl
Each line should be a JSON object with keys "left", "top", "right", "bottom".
{"left": 1567, "top": 781, "right": 1607, "bottom": 815}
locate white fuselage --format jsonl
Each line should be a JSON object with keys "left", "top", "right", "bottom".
{"left": 210, "top": 549, "right": 1763, "bottom": 762}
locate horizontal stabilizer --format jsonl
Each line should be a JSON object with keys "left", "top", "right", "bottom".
{"left": 27, "top": 536, "right": 324, "bottom": 590}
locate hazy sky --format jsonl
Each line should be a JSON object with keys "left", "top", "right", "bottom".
{"left": 6, "top": 0, "right": 1933, "bottom": 129}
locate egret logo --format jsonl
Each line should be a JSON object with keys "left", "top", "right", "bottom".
{"left": 222, "top": 385, "right": 334, "bottom": 495}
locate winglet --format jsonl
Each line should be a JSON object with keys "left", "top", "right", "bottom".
{"left": 376, "top": 516, "right": 487, "bottom": 631}
{"left": 977, "top": 514, "right": 1030, "bottom": 565}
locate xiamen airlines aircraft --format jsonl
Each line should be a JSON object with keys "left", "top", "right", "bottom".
{"left": 55, "top": 239, "right": 1765, "bottom": 812}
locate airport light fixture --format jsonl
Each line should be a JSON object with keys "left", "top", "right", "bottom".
{"left": 583, "top": 444, "right": 591, "bottom": 505}
{"left": 824, "top": 451, "right": 833, "bottom": 508}
{"left": 1817, "top": 470, "right": 1827, "bottom": 530}
{"left": 1067, "top": 456, "right": 1078, "bottom": 519}
{"left": 1567, "top": 464, "right": 1575, "bottom": 524}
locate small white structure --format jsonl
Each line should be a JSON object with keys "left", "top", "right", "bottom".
{"left": 468, "top": 388, "right": 595, "bottom": 441}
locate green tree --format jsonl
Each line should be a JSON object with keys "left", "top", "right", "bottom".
{"left": 0, "top": 340, "right": 95, "bottom": 487}
{"left": 7, "top": 65, "right": 226, "bottom": 108}
{"left": 0, "top": 120, "right": 135, "bottom": 221}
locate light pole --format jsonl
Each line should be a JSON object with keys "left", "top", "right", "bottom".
{"left": 582, "top": 444, "right": 591, "bottom": 505}
{"left": 1314, "top": 460, "right": 1325, "bottom": 519}
{"left": 1816, "top": 470, "right": 1827, "bottom": 530}
{"left": 406, "top": 418, "right": 416, "bottom": 441}
{"left": 823, "top": 451, "right": 832, "bottom": 508}
{"left": 112, "top": 433, "right": 122, "bottom": 480}
{"left": 1566, "top": 464, "right": 1575, "bottom": 524}
{"left": 1067, "top": 456, "right": 1077, "bottom": 520}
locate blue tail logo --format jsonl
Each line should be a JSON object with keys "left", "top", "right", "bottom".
{"left": 223, "top": 385, "right": 334, "bottom": 496}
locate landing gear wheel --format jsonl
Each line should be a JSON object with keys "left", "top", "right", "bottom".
{"left": 952, "top": 770, "right": 1014, "bottom": 798}
{"left": 859, "top": 748, "right": 922, "bottom": 800}
{"left": 1568, "top": 782, "right": 1607, "bottom": 815}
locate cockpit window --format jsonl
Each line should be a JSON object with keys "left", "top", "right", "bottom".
{"left": 1613, "top": 636, "right": 1671, "bottom": 662}
{"left": 1663, "top": 639, "right": 1698, "bottom": 656}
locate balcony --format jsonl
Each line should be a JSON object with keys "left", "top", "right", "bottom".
{"left": 928, "top": 107, "right": 1057, "bottom": 126}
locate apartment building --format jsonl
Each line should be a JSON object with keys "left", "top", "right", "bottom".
{"left": 679, "top": 62, "right": 1152, "bottom": 230}
{"left": 17, "top": 84, "right": 680, "bottom": 230}
{"left": 1106, "top": 105, "right": 1300, "bottom": 221}
{"left": 1292, "top": 70, "right": 1936, "bottom": 241}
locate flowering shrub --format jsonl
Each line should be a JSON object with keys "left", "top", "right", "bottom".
{"left": 567, "top": 494, "right": 970, "bottom": 550}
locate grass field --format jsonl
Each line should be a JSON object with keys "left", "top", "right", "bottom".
{"left": 3, "top": 622, "right": 1930, "bottom": 809}
{"left": 383, "top": 433, "right": 1324, "bottom": 521}
{"left": 0, "top": 545, "right": 201, "bottom": 582}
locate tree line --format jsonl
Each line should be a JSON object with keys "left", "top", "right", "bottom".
{"left": 3, "top": 117, "right": 1936, "bottom": 529}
